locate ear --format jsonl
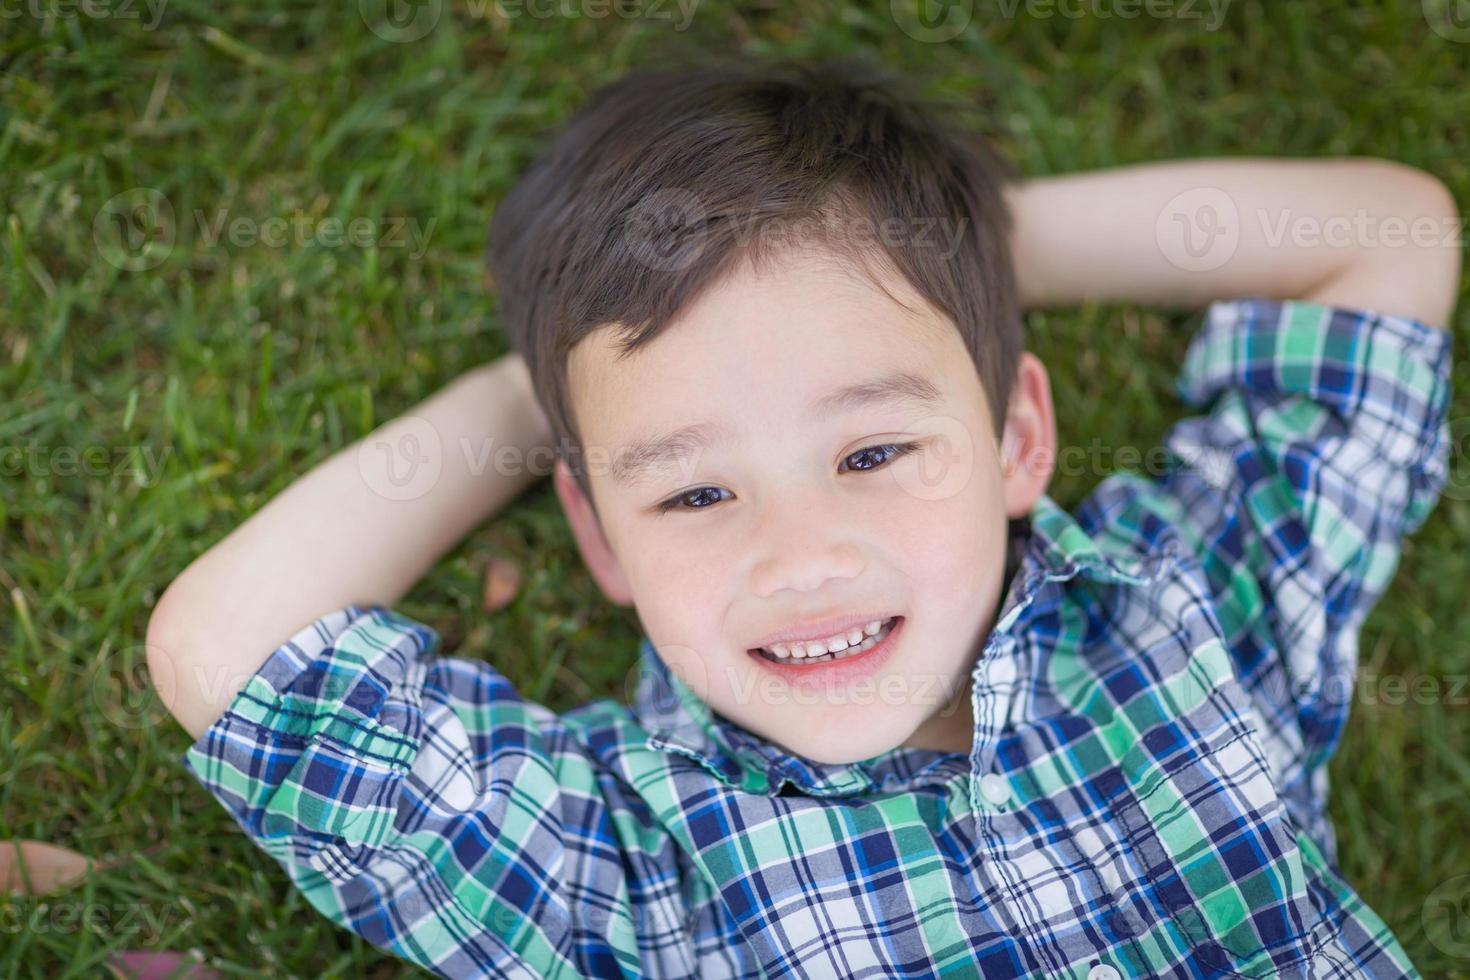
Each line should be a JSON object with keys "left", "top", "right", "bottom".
{"left": 999, "top": 351, "right": 1056, "bottom": 519}
{"left": 553, "top": 458, "right": 635, "bottom": 607}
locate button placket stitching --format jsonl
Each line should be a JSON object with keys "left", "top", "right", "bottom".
{"left": 969, "top": 584, "right": 1090, "bottom": 977}
{"left": 977, "top": 551, "right": 1184, "bottom": 976}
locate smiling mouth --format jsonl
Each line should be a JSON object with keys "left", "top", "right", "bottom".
{"left": 750, "top": 616, "right": 901, "bottom": 665}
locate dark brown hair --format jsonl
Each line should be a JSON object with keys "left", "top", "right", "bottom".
{"left": 486, "top": 53, "right": 1021, "bottom": 516}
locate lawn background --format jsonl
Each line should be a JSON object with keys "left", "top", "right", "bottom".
{"left": 4, "top": 0, "right": 1470, "bottom": 975}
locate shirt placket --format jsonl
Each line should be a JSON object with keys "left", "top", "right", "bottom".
{"left": 968, "top": 670, "right": 1151, "bottom": 978}
{"left": 964, "top": 556, "right": 1178, "bottom": 979}
{"left": 965, "top": 596, "right": 1070, "bottom": 976}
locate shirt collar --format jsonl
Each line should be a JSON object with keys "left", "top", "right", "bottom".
{"left": 631, "top": 492, "right": 1182, "bottom": 799}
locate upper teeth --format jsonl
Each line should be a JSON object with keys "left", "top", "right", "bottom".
{"left": 765, "top": 619, "right": 889, "bottom": 660}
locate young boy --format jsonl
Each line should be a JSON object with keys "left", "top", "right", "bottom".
{"left": 146, "top": 57, "right": 1459, "bottom": 978}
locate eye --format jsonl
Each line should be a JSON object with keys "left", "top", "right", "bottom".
{"left": 654, "top": 441, "right": 923, "bottom": 514}
{"left": 840, "top": 441, "right": 921, "bottom": 473}
{"left": 656, "top": 485, "right": 732, "bottom": 514}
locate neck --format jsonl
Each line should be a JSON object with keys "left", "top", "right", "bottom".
{"left": 899, "top": 680, "right": 976, "bottom": 753}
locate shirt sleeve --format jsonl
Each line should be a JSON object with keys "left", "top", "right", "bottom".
{"left": 182, "top": 604, "right": 652, "bottom": 978}
{"left": 1150, "top": 298, "right": 1452, "bottom": 815}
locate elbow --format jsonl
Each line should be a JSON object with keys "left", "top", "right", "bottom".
{"left": 144, "top": 575, "right": 275, "bottom": 740}
{"left": 1385, "top": 160, "right": 1461, "bottom": 248}
{"left": 1327, "top": 160, "right": 1462, "bottom": 328}
{"left": 144, "top": 595, "right": 182, "bottom": 719}
{"left": 1378, "top": 160, "right": 1461, "bottom": 302}
{"left": 144, "top": 581, "right": 201, "bottom": 736}
{"left": 1384, "top": 161, "right": 1459, "bottom": 221}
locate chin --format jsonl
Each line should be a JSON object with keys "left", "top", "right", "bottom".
{"left": 781, "top": 717, "right": 911, "bottom": 766}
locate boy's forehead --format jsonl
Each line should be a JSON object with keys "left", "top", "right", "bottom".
{"left": 568, "top": 248, "right": 956, "bottom": 414}
{"left": 566, "top": 252, "right": 985, "bottom": 485}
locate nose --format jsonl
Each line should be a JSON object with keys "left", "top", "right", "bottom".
{"left": 747, "top": 491, "right": 865, "bottom": 598}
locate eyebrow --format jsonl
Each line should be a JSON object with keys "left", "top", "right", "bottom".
{"left": 608, "top": 370, "right": 945, "bottom": 487}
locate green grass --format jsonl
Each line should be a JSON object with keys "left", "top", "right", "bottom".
{"left": 4, "top": 1, "right": 1469, "bottom": 975}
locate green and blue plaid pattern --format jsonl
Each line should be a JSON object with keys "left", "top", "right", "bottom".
{"left": 185, "top": 298, "right": 1451, "bottom": 978}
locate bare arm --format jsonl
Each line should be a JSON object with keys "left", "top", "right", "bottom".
{"left": 1007, "top": 157, "right": 1462, "bottom": 329}
{"left": 146, "top": 353, "right": 554, "bottom": 739}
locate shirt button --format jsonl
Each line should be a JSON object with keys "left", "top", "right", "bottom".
{"left": 980, "top": 773, "right": 1011, "bottom": 806}
{"left": 1087, "top": 966, "right": 1121, "bottom": 980}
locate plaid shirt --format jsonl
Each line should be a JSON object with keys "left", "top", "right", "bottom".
{"left": 186, "top": 298, "right": 1452, "bottom": 979}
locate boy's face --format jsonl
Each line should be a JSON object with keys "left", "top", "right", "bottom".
{"left": 556, "top": 247, "right": 1054, "bottom": 764}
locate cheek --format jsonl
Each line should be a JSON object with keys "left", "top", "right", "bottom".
{"left": 879, "top": 459, "right": 1005, "bottom": 579}
{"left": 656, "top": 641, "right": 755, "bottom": 723}
{"left": 619, "top": 535, "right": 723, "bottom": 625}
{"left": 620, "top": 548, "right": 733, "bottom": 687}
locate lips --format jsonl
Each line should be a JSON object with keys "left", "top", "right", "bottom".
{"left": 753, "top": 616, "right": 900, "bottom": 664}
{"left": 745, "top": 615, "right": 906, "bottom": 688}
